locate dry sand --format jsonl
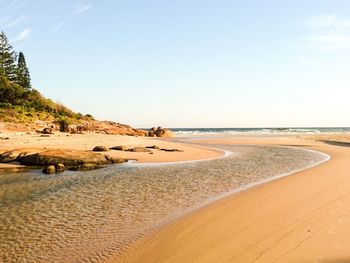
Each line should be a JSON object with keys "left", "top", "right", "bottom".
{"left": 0, "top": 132, "right": 223, "bottom": 165}
{"left": 114, "top": 135, "right": 350, "bottom": 263}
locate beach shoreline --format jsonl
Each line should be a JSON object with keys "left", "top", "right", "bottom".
{"left": 0, "top": 132, "right": 224, "bottom": 170}
{"left": 113, "top": 135, "right": 350, "bottom": 263}
{"left": 2, "top": 132, "right": 350, "bottom": 262}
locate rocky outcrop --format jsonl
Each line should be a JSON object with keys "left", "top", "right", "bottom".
{"left": 90, "top": 121, "right": 148, "bottom": 136}
{"left": 19, "top": 149, "right": 112, "bottom": 167}
{"left": 1, "top": 118, "right": 149, "bottom": 137}
{"left": 0, "top": 149, "right": 40, "bottom": 163}
{"left": 149, "top": 127, "right": 174, "bottom": 138}
{"left": 0, "top": 147, "right": 127, "bottom": 172}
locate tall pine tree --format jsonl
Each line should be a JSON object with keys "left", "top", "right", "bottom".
{"left": 16, "top": 52, "right": 31, "bottom": 89}
{"left": 0, "top": 31, "right": 17, "bottom": 81}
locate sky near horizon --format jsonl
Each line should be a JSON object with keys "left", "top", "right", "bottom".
{"left": 1, "top": 0, "right": 350, "bottom": 128}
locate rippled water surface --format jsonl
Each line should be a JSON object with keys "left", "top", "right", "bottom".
{"left": 0, "top": 145, "right": 328, "bottom": 263}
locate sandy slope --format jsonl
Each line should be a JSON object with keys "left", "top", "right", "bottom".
{"left": 115, "top": 136, "right": 350, "bottom": 263}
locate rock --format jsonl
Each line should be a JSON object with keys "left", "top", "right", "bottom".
{"left": 69, "top": 164, "right": 104, "bottom": 171}
{"left": 76, "top": 125, "right": 88, "bottom": 134}
{"left": 0, "top": 151, "right": 18, "bottom": 163}
{"left": 155, "top": 129, "right": 173, "bottom": 137}
{"left": 146, "top": 145, "right": 160, "bottom": 150}
{"left": 154, "top": 129, "right": 163, "bottom": 137}
{"left": 59, "top": 121, "right": 70, "bottom": 132}
{"left": 42, "top": 127, "right": 53, "bottom": 134}
{"left": 56, "top": 163, "right": 65, "bottom": 173}
{"left": 110, "top": 145, "right": 129, "bottom": 151}
{"left": 92, "top": 146, "right": 109, "bottom": 152}
{"left": 42, "top": 165, "right": 56, "bottom": 174}
{"left": 105, "top": 155, "right": 127, "bottom": 164}
{"left": 148, "top": 131, "right": 156, "bottom": 137}
{"left": 20, "top": 149, "right": 111, "bottom": 166}
{"left": 149, "top": 127, "right": 174, "bottom": 138}
{"left": 160, "top": 148, "right": 184, "bottom": 152}
{"left": 127, "top": 147, "right": 151, "bottom": 152}
{"left": 16, "top": 152, "right": 29, "bottom": 162}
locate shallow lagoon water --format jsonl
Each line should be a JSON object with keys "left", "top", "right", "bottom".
{"left": 0, "top": 144, "right": 328, "bottom": 263}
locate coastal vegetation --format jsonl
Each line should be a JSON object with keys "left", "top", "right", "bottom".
{"left": 0, "top": 31, "right": 166, "bottom": 137}
{"left": 0, "top": 31, "right": 92, "bottom": 124}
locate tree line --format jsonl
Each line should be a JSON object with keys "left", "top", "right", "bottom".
{"left": 0, "top": 31, "right": 31, "bottom": 89}
{"left": 0, "top": 30, "right": 93, "bottom": 123}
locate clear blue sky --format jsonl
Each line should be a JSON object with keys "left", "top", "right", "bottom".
{"left": 1, "top": 0, "right": 350, "bottom": 128}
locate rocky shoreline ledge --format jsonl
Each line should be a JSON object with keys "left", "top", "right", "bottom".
{"left": 0, "top": 143, "right": 184, "bottom": 174}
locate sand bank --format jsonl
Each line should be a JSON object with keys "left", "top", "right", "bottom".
{"left": 0, "top": 132, "right": 223, "bottom": 165}
{"left": 115, "top": 136, "right": 350, "bottom": 263}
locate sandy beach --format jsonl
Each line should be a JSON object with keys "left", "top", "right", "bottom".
{"left": 2, "top": 1, "right": 350, "bottom": 262}
{"left": 2, "top": 132, "right": 350, "bottom": 262}
{"left": 0, "top": 132, "right": 223, "bottom": 169}
{"left": 114, "top": 135, "right": 350, "bottom": 263}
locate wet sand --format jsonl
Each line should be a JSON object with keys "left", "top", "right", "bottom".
{"left": 115, "top": 136, "right": 350, "bottom": 263}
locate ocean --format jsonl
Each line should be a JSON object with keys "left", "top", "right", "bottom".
{"left": 171, "top": 127, "right": 350, "bottom": 137}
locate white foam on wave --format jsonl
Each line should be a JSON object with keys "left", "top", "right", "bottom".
{"left": 172, "top": 127, "right": 345, "bottom": 137}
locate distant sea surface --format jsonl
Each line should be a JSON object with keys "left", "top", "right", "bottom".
{"left": 170, "top": 127, "right": 350, "bottom": 137}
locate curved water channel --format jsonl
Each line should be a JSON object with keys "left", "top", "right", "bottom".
{"left": 0, "top": 144, "right": 329, "bottom": 262}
